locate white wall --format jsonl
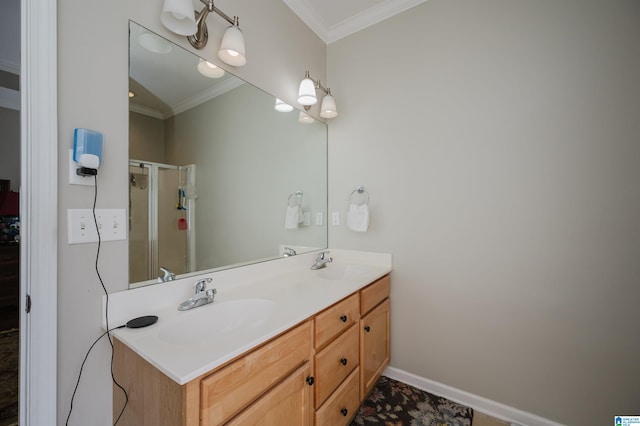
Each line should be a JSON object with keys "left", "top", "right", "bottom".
{"left": 328, "top": 1, "right": 640, "bottom": 425}
{"left": 56, "top": 0, "right": 325, "bottom": 424}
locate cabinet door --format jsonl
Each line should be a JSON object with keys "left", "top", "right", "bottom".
{"left": 226, "top": 362, "right": 312, "bottom": 426}
{"left": 360, "top": 298, "right": 390, "bottom": 398}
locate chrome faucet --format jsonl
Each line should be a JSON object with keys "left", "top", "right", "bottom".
{"left": 159, "top": 267, "right": 176, "bottom": 282}
{"left": 283, "top": 247, "right": 297, "bottom": 257}
{"left": 311, "top": 251, "right": 333, "bottom": 270}
{"left": 178, "top": 278, "right": 217, "bottom": 311}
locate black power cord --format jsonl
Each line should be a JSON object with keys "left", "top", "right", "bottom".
{"left": 65, "top": 173, "right": 129, "bottom": 425}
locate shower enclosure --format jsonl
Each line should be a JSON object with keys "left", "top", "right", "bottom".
{"left": 129, "top": 160, "right": 196, "bottom": 284}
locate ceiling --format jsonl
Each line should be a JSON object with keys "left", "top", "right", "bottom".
{"left": 282, "top": 0, "right": 427, "bottom": 44}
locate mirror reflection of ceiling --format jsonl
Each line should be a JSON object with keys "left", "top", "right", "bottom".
{"left": 129, "top": 24, "right": 243, "bottom": 119}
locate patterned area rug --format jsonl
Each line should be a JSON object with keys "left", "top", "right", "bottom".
{"left": 351, "top": 376, "right": 473, "bottom": 426}
{"left": 0, "top": 328, "right": 18, "bottom": 426}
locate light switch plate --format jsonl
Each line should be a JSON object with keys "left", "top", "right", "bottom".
{"left": 68, "top": 208, "right": 127, "bottom": 244}
{"left": 332, "top": 211, "right": 340, "bottom": 226}
{"left": 315, "top": 212, "right": 323, "bottom": 226}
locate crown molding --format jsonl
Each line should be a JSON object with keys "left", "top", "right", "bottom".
{"left": 283, "top": 0, "right": 428, "bottom": 44}
{"left": 328, "top": 0, "right": 428, "bottom": 43}
{"left": 282, "top": 0, "right": 329, "bottom": 43}
{"left": 129, "top": 102, "right": 165, "bottom": 120}
{"left": 172, "top": 78, "right": 244, "bottom": 116}
{"left": 130, "top": 78, "right": 245, "bottom": 120}
{"left": 0, "top": 87, "right": 20, "bottom": 110}
{"left": 0, "top": 58, "right": 20, "bottom": 74}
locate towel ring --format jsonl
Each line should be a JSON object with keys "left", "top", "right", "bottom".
{"left": 349, "top": 186, "right": 370, "bottom": 206}
{"left": 288, "top": 190, "right": 303, "bottom": 207}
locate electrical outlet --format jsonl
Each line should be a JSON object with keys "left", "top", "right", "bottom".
{"left": 68, "top": 209, "right": 126, "bottom": 244}
{"left": 68, "top": 149, "right": 95, "bottom": 186}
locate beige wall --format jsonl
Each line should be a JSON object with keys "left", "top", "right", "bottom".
{"left": 56, "top": 0, "right": 325, "bottom": 424}
{"left": 165, "top": 83, "right": 327, "bottom": 270}
{"left": 328, "top": 1, "right": 640, "bottom": 425}
{"left": 129, "top": 111, "right": 166, "bottom": 163}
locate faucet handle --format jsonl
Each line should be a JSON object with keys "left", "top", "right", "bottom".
{"left": 194, "top": 278, "right": 213, "bottom": 293}
{"left": 159, "top": 267, "right": 176, "bottom": 282}
{"left": 316, "top": 250, "right": 330, "bottom": 261}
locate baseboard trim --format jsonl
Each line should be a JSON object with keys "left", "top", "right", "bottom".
{"left": 383, "top": 366, "right": 565, "bottom": 426}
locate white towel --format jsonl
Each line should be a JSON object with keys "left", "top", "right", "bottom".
{"left": 285, "top": 205, "right": 304, "bottom": 229}
{"left": 347, "top": 203, "right": 369, "bottom": 232}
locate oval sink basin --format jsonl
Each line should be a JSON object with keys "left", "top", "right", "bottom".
{"left": 158, "top": 299, "right": 276, "bottom": 346}
{"left": 314, "top": 263, "right": 368, "bottom": 281}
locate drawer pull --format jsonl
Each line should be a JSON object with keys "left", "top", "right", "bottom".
{"left": 341, "top": 408, "right": 348, "bottom": 417}
{"left": 340, "top": 315, "right": 347, "bottom": 323}
{"left": 340, "top": 357, "right": 348, "bottom": 366}
{"left": 306, "top": 376, "right": 315, "bottom": 386}
{"left": 364, "top": 325, "right": 371, "bottom": 333}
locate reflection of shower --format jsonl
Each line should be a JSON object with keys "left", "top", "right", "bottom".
{"left": 129, "top": 160, "right": 196, "bottom": 283}
{"left": 130, "top": 171, "right": 148, "bottom": 190}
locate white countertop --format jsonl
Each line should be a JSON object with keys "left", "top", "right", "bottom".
{"left": 105, "top": 249, "right": 391, "bottom": 385}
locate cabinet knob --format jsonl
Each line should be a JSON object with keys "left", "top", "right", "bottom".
{"left": 364, "top": 325, "right": 371, "bottom": 332}
{"left": 306, "top": 376, "right": 314, "bottom": 386}
{"left": 340, "top": 315, "right": 347, "bottom": 323}
{"left": 341, "top": 408, "right": 348, "bottom": 417}
{"left": 340, "top": 357, "right": 348, "bottom": 366}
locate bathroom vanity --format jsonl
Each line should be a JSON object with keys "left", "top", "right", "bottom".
{"left": 109, "top": 250, "right": 391, "bottom": 425}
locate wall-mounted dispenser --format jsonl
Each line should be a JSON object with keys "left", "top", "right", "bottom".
{"left": 73, "top": 128, "right": 103, "bottom": 175}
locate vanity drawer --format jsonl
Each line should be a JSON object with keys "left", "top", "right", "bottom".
{"left": 360, "top": 274, "right": 390, "bottom": 315}
{"left": 200, "top": 320, "right": 312, "bottom": 425}
{"left": 315, "top": 293, "right": 359, "bottom": 349}
{"left": 314, "top": 323, "right": 359, "bottom": 407}
{"left": 315, "top": 368, "right": 360, "bottom": 426}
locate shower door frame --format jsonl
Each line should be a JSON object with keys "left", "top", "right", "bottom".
{"left": 130, "top": 160, "right": 196, "bottom": 281}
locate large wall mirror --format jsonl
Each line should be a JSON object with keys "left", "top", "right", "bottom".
{"left": 128, "top": 21, "right": 327, "bottom": 288}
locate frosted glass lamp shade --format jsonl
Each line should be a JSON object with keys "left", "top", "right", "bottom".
{"left": 320, "top": 94, "right": 338, "bottom": 118}
{"left": 160, "top": 0, "right": 197, "bottom": 35}
{"left": 297, "top": 77, "right": 317, "bottom": 106}
{"left": 138, "top": 31, "right": 173, "bottom": 54}
{"left": 218, "top": 25, "right": 246, "bottom": 66}
{"left": 275, "top": 98, "right": 294, "bottom": 112}
{"left": 197, "top": 59, "right": 225, "bottom": 78}
{"left": 298, "top": 111, "right": 315, "bottom": 124}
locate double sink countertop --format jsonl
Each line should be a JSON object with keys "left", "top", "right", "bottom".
{"left": 105, "top": 249, "right": 392, "bottom": 385}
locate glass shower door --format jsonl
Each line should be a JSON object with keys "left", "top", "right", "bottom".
{"left": 129, "top": 162, "right": 191, "bottom": 283}
{"left": 129, "top": 164, "right": 150, "bottom": 283}
{"left": 157, "top": 167, "right": 187, "bottom": 277}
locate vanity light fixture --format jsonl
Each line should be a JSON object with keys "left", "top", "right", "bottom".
{"left": 297, "top": 71, "right": 338, "bottom": 118}
{"left": 298, "top": 111, "right": 315, "bottom": 124}
{"left": 274, "top": 98, "right": 294, "bottom": 112}
{"left": 160, "top": 0, "right": 246, "bottom": 66}
{"left": 197, "top": 58, "right": 225, "bottom": 78}
{"left": 138, "top": 30, "right": 173, "bottom": 54}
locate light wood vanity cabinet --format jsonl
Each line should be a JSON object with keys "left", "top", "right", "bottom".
{"left": 226, "top": 362, "right": 313, "bottom": 426}
{"left": 114, "top": 274, "right": 390, "bottom": 426}
{"left": 200, "top": 321, "right": 314, "bottom": 424}
{"left": 360, "top": 275, "right": 391, "bottom": 398}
